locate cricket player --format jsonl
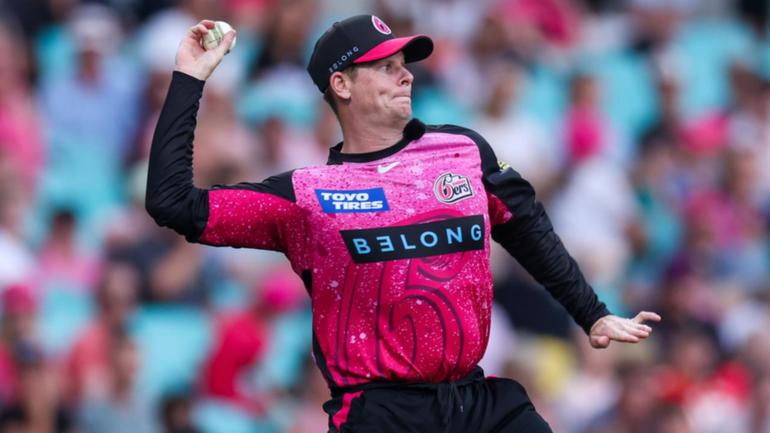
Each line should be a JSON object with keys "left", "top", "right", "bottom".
{"left": 146, "top": 15, "right": 661, "bottom": 433}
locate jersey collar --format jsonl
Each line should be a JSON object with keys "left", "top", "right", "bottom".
{"left": 326, "top": 118, "right": 426, "bottom": 164}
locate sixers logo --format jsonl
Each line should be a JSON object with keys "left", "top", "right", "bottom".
{"left": 372, "top": 16, "right": 391, "bottom": 35}
{"left": 433, "top": 172, "right": 474, "bottom": 204}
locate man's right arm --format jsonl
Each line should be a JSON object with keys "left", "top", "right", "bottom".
{"left": 145, "top": 71, "right": 209, "bottom": 242}
{"left": 145, "top": 20, "right": 307, "bottom": 256}
{"left": 145, "top": 72, "right": 304, "bottom": 254}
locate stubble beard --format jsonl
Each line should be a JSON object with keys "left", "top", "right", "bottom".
{"left": 391, "top": 99, "right": 412, "bottom": 123}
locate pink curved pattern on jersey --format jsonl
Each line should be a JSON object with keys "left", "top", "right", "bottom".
{"left": 378, "top": 209, "right": 469, "bottom": 380}
{"left": 333, "top": 209, "right": 472, "bottom": 385}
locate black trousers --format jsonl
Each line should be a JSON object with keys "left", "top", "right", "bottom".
{"left": 323, "top": 368, "right": 554, "bottom": 433}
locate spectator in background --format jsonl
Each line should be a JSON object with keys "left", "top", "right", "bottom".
{"left": 626, "top": 127, "right": 684, "bottom": 302}
{"left": 0, "top": 344, "right": 76, "bottom": 433}
{"left": 564, "top": 73, "right": 609, "bottom": 165}
{"left": 145, "top": 236, "right": 223, "bottom": 304}
{"left": 677, "top": 113, "right": 728, "bottom": 200}
{"left": 65, "top": 262, "right": 139, "bottom": 402}
{"left": 438, "top": 10, "right": 509, "bottom": 111}
{"left": 37, "top": 3, "right": 141, "bottom": 224}
{"left": 653, "top": 261, "right": 719, "bottom": 344}
{"left": 675, "top": 148, "right": 769, "bottom": 291}
{"left": 740, "top": 372, "right": 770, "bottom": 433}
{"left": 734, "top": 307, "right": 770, "bottom": 380}
{"left": 200, "top": 269, "right": 306, "bottom": 413}
{"left": 623, "top": 62, "right": 688, "bottom": 304}
{"left": 133, "top": 66, "right": 176, "bottom": 163}
{"left": 249, "top": 0, "right": 316, "bottom": 75}
{"left": 712, "top": 150, "right": 768, "bottom": 290}
{"left": 108, "top": 213, "right": 225, "bottom": 305}
{"left": 287, "top": 360, "right": 333, "bottom": 433}
{"left": 0, "top": 284, "right": 39, "bottom": 405}
{"left": 238, "top": 0, "right": 319, "bottom": 129}
{"left": 159, "top": 393, "right": 201, "bottom": 433}
{"left": 35, "top": 208, "right": 101, "bottom": 294}
{"left": 628, "top": 0, "right": 690, "bottom": 56}
{"left": 102, "top": 162, "right": 158, "bottom": 253}
{"left": 550, "top": 73, "right": 639, "bottom": 292}
{"left": 78, "top": 333, "right": 158, "bottom": 433}
{"left": 40, "top": 3, "right": 141, "bottom": 163}
{"left": 199, "top": 279, "right": 269, "bottom": 414}
{"left": 496, "top": 0, "right": 582, "bottom": 51}
{"left": 554, "top": 330, "right": 622, "bottom": 433}
{"left": 192, "top": 80, "right": 260, "bottom": 187}
{"left": 252, "top": 116, "right": 327, "bottom": 174}
{"left": 0, "top": 157, "right": 35, "bottom": 289}
{"left": 473, "top": 56, "right": 559, "bottom": 195}
{"left": 222, "top": 0, "right": 273, "bottom": 34}
{"left": 727, "top": 67, "right": 770, "bottom": 213}
{"left": 650, "top": 404, "right": 692, "bottom": 433}
{"left": 656, "top": 327, "right": 750, "bottom": 433}
{"left": 584, "top": 361, "right": 659, "bottom": 433}
{"left": 380, "top": 0, "right": 493, "bottom": 53}
{"left": 137, "top": 0, "right": 225, "bottom": 77}
{"left": 0, "top": 16, "right": 43, "bottom": 192}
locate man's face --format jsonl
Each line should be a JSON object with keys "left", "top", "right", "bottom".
{"left": 347, "top": 51, "right": 414, "bottom": 122}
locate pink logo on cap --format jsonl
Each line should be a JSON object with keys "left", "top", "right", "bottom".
{"left": 372, "top": 16, "right": 391, "bottom": 35}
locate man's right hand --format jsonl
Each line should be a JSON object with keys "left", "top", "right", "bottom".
{"left": 174, "top": 20, "right": 236, "bottom": 81}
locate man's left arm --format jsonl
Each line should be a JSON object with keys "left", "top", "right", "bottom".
{"left": 459, "top": 127, "right": 660, "bottom": 347}
{"left": 484, "top": 160, "right": 609, "bottom": 334}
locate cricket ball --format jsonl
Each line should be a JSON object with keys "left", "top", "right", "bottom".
{"left": 201, "top": 21, "right": 236, "bottom": 53}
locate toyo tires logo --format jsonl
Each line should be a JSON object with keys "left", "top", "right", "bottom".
{"left": 433, "top": 172, "right": 474, "bottom": 204}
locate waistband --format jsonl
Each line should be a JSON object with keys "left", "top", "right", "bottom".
{"left": 330, "top": 366, "right": 485, "bottom": 398}
{"left": 330, "top": 366, "right": 486, "bottom": 425}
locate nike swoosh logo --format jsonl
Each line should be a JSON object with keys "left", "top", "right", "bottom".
{"left": 377, "top": 161, "right": 400, "bottom": 174}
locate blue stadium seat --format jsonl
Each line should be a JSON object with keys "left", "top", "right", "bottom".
{"left": 133, "top": 305, "right": 213, "bottom": 401}
{"left": 672, "top": 19, "right": 753, "bottom": 117}
{"left": 193, "top": 399, "right": 274, "bottom": 433}
{"left": 39, "top": 286, "right": 95, "bottom": 356}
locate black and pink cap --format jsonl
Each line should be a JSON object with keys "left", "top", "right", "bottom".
{"left": 307, "top": 15, "right": 433, "bottom": 93}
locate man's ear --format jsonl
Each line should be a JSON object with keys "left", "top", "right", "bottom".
{"left": 329, "top": 71, "right": 352, "bottom": 101}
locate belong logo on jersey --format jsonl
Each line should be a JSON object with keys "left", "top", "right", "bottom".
{"left": 341, "top": 215, "right": 485, "bottom": 263}
{"left": 434, "top": 172, "right": 474, "bottom": 204}
{"left": 315, "top": 188, "right": 390, "bottom": 213}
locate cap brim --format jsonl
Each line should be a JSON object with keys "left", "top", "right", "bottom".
{"left": 353, "top": 35, "right": 433, "bottom": 65}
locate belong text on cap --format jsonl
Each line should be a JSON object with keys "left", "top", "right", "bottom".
{"left": 307, "top": 15, "right": 433, "bottom": 93}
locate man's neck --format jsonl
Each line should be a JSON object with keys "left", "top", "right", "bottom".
{"left": 338, "top": 115, "right": 409, "bottom": 154}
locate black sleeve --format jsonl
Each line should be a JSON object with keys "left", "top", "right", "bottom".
{"left": 145, "top": 71, "right": 304, "bottom": 255}
{"left": 145, "top": 71, "right": 210, "bottom": 242}
{"left": 145, "top": 71, "right": 302, "bottom": 246}
{"left": 435, "top": 125, "right": 611, "bottom": 334}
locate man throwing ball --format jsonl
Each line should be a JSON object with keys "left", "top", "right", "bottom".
{"left": 146, "top": 16, "right": 661, "bottom": 433}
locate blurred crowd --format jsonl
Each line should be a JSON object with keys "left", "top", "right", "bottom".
{"left": 0, "top": 0, "right": 769, "bottom": 432}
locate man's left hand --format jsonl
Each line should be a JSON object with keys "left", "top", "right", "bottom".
{"left": 589, "top": 311, "right": 661, "bottom": 349}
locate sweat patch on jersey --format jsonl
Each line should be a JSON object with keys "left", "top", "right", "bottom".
{"left": 340, "top": 215, "right": 484, "bottom": 263}
{"left": 315, "top": 188, "right": 390, "bottom": 213}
